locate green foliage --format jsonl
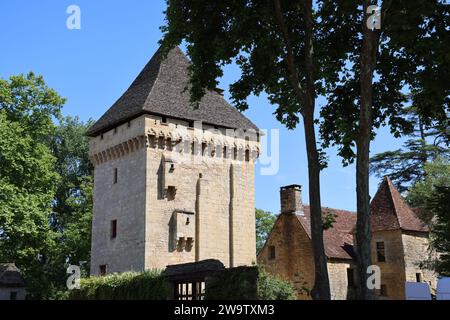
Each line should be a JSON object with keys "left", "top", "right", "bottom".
{"left": 407, "top": 158, "right": 450, "bottom": 214}
{"left": 205, "top": 266, "right": 259, "bottom": 300}
{"left": 257, "top": 268, "right": 296, "bottom": 300}
{"left": 255, "top": 209, "right": 276, "bottom": 253}
{"left": 67, "top": 270, "right": 170, "bottom": 300}
{"left": 407, "top": 158, "right": 450, "bottom": 275}
{"left": 319, "top": 1, "right": 449, "bottom": 164}
{"left": 0, "top": 73, "right": 64, "bottom": 298}
{"left": 427, "top": 185, "right": 450, "bottom": 276}
{"left": 48, "top": 116, "right": 94, "bottom": 286}
{"left": 322, "top": 210, "right": 337, "bottom": 230}
{"left": 0, "top": 73, "right": 94, "bottom": 298}
{"left": 370, "top": 108, "right": 449, "bottom": 193}
{"left": 205, "top": 266, "right": 296, "bottom": 300}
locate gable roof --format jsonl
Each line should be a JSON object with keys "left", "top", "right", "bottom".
{"left": 370, "top": 177, "right": 428, "bottom": 232}
{"left": 0, "top": 263, "right": 26, "bottom": 287}
{"left": 87, "top": 46, "right": 259, "bottom": 136}
{"left": 297, "top": 206, "right": 357, "bottom": 260}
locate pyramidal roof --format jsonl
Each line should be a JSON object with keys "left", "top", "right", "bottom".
{"left": 370, "top": 176, "right": 428, "bottom": 232}
{"left": 87, "top": 46, "right": 258, "bottom": 136}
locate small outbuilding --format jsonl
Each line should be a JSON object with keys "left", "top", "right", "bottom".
{"left": 0, "top": 263, "right": 26, "bottom": 300}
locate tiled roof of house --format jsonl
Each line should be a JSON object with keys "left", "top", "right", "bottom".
{"left": 297, "top": 206, "right": 357, "bottom": 260}
{"left": 87, "top": 46, "right": 259, "bottom": 136}
{"left": 0, "top": 263, "right": 26, "bottom": 287}
{"left": 268, "top": 178, "right": 428, "bottom": 261}
{"left": 370, "top": 177, "right": 428, "bottom": 232}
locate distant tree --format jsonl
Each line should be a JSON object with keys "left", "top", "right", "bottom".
{"left": 370, "top": 109, "right": 449, "bottom": 193}
{"left": 0, "top": 72, "right": 64, "bottom": 298}
{"left": 407, "top": 158, "right": 450, "bottom": 275}
{"left": 47, "top": 116, "right": 94, "bottom": 288}
{"left": 255, "top": 209, "right": 277, "bottom": 254}
{"left": 0, "top": 73, "right": 94, "bottom": 298}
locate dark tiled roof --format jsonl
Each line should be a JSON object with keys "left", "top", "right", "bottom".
{"left": 297, "top": 206, "right": 357, "bottom": 260}
{"left": 0, "top": 263, "right": 26, "bottom": 287}
{"left": 87, "top": 46, "right": 259, "bottom": 136}
{"left": 370, "top": 177, "right": 429, "bottom": 232}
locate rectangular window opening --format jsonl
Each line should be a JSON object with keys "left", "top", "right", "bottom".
{"left": 111, "top": 220, "right": 117, "bottom": 239}
{"left": 376, "top": 241, "right": 386, "bottom": 262}
{"left": 416, "top": 273, "right": 422, "bottom": 282}
{"left": 113, "top": 168, "right": 118, "bottom": 184}
{"left": 269, "top": 245, "right": 276, "bottom": 260}
{"left": 347, "top": 268, "right": 355, "bottom": 287}
{"left": 99, "top": 265, "right": 107, "bottom": 276}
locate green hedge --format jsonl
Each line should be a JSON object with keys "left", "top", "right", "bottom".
{"left": 205, "top": 266, "right": 296, "bottom": 300}
{"left": 67, "top": 270, "right": 169, "bottom": 300}
{"left": 257, "top": 268, "right": 296, "bottom": 300}
{"left": 205, "top": 266, "right": 259, "bottom": 299}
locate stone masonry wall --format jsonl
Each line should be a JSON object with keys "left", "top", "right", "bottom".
{"left": 90, "top": 114, "right": 258, "bottom": 274}
{"left": 402, "top": 231, "right": 437, "bottom": 294}
{"left": 258, "top": 214, "right": 315, "bottom": 300}
{"left": 327, "top": 260, "right": 356, "bottom": 300}
{"left": 90, "top": 116, "right": 147, "bottom": 275}
{"left": 370, "top": 230, "right": 407, "bottom": 299}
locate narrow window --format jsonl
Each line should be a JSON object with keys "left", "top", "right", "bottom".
{"left": 167, "top": 186, "right": 176, "bottom": 201}
{"left": 99, "top": 265, "right": 107, "bottom": 276}
{"left": 10, "top": 291, "right": 17, "bottom": 300}
{"left": 113, "top": 168, "right": 118, "bottom": 184}
{"left": 245, "top": 149, "right": 250, "bottom": 162}
{"left": 202, "top": 143, "right": 207, "bottom": 156}
{"left": 376, "top": 241, "right": 386, "bottom": 262}
{"left": 379, "top": 284, "right": 387, "bottom": 297}
{"left": 162, "top": 116, "right": 167, "bottom": 123}
{"left": 416, "top": 273, "right": 422, "bottom": 282}
{"left": 223, "top": 146, "right": 227, "bottom": 159}
{"left": 234, "top": 147, "right": 238, "bottom": 160}
{"left": 100, "top": 133, "right": 104, "bottom": 140}
{"left": 347, "top": 268, "right": 355, "bottom": 287}
{"left": 111, "top": 220, "right": 117, "bottom": 239}
{"left": 191, "top": 142, "right": 195, "bottom": 155}
{"left": 269, "top": 245, "right": 276, "bottom": 260}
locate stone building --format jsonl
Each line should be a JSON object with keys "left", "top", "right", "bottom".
{"left": 0, "top": 263, "right": 26, "bottom": 300}
{"left": 87, "top": 47, "right": 260, "bottom": 275}
{"left": 258, "top": 178, "right": 436, "bottom": 300}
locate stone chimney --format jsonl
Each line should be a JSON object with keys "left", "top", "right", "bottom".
{"left": 280, "top": 184, "right": 304, "bottom": 215}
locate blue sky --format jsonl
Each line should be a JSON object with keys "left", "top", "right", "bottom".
{"left": 0, "top": 0, "right": 405, "bottom": 213}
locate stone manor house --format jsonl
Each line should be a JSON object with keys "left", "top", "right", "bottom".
{"left": 258, "top": 179, "right": 437, "bottom": 300}
{"left": 87, "top": 46, "right": 260, "bottom": 275}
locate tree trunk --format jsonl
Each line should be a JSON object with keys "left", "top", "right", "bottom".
{"left": 304, "top": 0, "right": 330, "bottom": 301}
{"left": 304, "top": 111, "right": 331, "bottom": 300}
{"left": 273, "top": 0, "right": 330, "bottom": 299}
{"left": 355, "top": 0, "right": 379, "bottom": 300}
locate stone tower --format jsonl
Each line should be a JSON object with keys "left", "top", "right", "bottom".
{"left": 87, "top": 47, "right": 260, "bottom": 275}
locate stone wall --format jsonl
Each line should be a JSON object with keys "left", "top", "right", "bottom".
{"left": 257, "top": 214, "right": 315, "bottom": 299}
{"left": 90, "top": 114, "right": 258, "bottom": 274}
{"left": 0, "top": 287, "right": 26, "bottom": 300}
{"left": 370, "top": 230, "right": 407, "bottom": 299}
{"left": 327, "top": 260, "right": 356, "bottom": 300}
{"left": 90, "top": 116, "right": 148, "bottom": 275}
{"left": 402, "top": 231, "right": 437, "bottom": 294}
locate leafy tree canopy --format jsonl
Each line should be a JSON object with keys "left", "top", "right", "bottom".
{"left": 255, "top": 209, "right": 277, "bottom": 253}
